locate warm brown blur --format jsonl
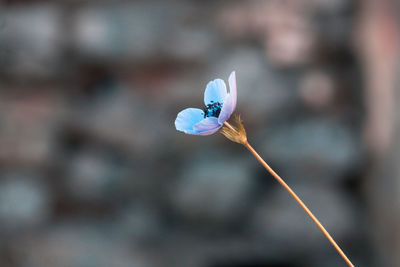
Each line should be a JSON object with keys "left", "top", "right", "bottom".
{"left": 0, "top": 0, "right": 399, "bottom": 266}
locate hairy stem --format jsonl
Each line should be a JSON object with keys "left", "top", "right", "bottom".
{"left": 224, "top": 121, "right": 236, "bottom": 131}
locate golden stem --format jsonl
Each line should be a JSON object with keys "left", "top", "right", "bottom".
{"left": 243, "top": 140, "right": 354, "bottom": 267}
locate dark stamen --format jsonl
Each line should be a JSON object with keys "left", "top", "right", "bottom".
{"left": 203, "top": 102, "right": 222, "bottom": 118}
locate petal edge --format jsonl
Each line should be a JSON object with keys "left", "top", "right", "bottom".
{"left": 228, "top": 71, "right": 237, "bottom": 112}
{"left": 175, "top": 108, "right": 205, "bottom": 134}
{"left": 218, "top": 93, "right": 233, "bottom": 124}
{"left": 193, "top": 117, "right": 222, "bottom": 135}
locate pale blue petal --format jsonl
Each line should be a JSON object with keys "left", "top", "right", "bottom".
{"left": 228, "top": 71, "right": 237, "bottom": 112}
{"left": 193, "top": 117, "right": 222, "bottom": 135}
{"left": 204, "top": 79, "right": 227, "bottom": 106}
{"left": 218, "top": 94, "right": 233, "bottom": 124}
{"left": 218, "top": 71, "right": 237, "bottom": 124}
{"left": 175, "top": 108, "right": 205, "bottom": 134}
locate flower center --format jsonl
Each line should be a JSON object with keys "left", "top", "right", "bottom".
{"left": 203, "top": 101, "right": 222, "bottom": 118}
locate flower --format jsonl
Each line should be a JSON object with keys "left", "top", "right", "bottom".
{"left": 175, "top": 71, "right": 237, "bottom": 135}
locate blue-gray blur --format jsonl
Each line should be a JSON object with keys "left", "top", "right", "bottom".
{"left": 0, "top": 0, "right": 398, "bottom": 267}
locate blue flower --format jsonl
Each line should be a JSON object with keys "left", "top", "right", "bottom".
{"left": 175, "top": 71, "right": 237, "bottom": 135}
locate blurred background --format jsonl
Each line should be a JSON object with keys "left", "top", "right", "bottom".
{"left": 0, "top": 0, "right": 399, "bottom": 266}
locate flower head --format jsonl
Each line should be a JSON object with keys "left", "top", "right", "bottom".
{"left": 175, "top": 71, "right": 237, "bottom": 135}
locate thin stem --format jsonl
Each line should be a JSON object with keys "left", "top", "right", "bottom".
{"left": 224, "top": 121, "right": 236, "bottom": 131}
{"left": 243, "top": 141, "right": 354, "bottom": 267}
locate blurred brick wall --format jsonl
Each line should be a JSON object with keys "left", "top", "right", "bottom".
{"left": 0, "top": 0, "right": 392, "bottom": 266}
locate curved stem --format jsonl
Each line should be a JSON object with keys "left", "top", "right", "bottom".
{"left": 243, "top": 141, "right": 354, "bottom": 267}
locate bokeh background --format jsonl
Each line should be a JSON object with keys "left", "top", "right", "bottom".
{"left": 0, "top": 0, "right": 399, "bottom": 266}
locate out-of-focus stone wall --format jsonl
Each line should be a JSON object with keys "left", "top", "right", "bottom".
{"left": 0, "top": 0, "right": 393, "bottom": 266}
